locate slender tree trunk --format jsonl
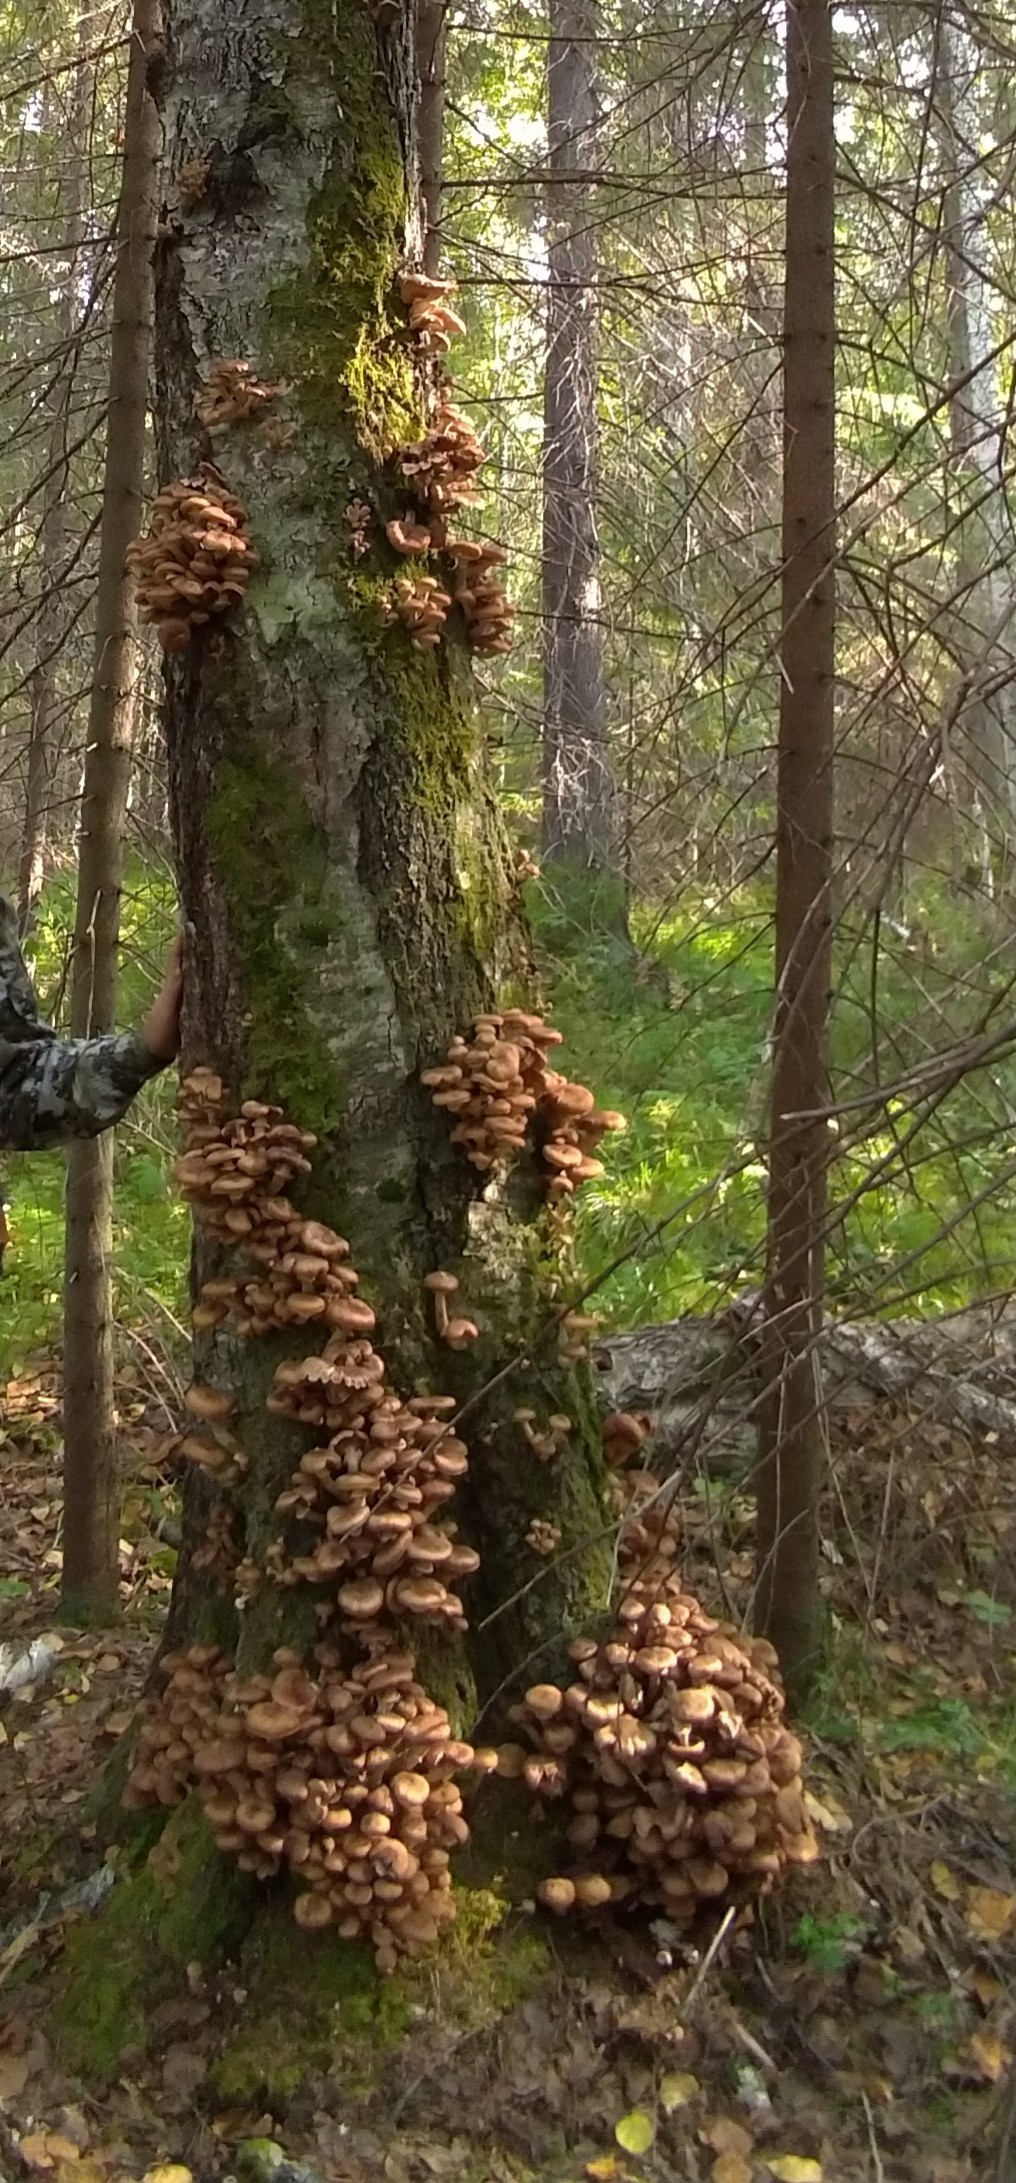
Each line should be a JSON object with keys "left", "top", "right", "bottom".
{"left": 541, "top": 0, "right": 612, "bottom": 867}
{"left": 18, "top": 21, "right": 94, "bottom": 929}
{"left": 60, "top": 0, "right": 161, "bottom": 1623}
{"left": 417, "top": 0, "right": 447, "bottom": 276}
{"left": 937, "top": 12, "right": 1016, "bottom": 881}
{"left": 753, "top": 0, "right": 836, "bottom": 1702}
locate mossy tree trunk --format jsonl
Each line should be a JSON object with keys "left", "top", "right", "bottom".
{"left": 56, "top": 0, "right": 614, "bottom": 2070}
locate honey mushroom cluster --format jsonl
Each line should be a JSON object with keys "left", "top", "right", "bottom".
{"left": 390, "top": 268, "right": 516, "bottom": 658}
{"left": 345, "top": 497, "right": 372, "bottom": 557}
{"left": 125, "top": 1641, "right": 498, "bottom": 1969}
{"left": 269, "top": 1369, "right": 480, "bottom": 1636}
{"left": 422, "top": 1009, "right": 624, "bottom": 1190}
{"left": 126, "top": 467, "right": 256, "bottom": 652}
{"left": 505, "top": 1570, "right": 816, "bottom": 1925}
{"left": 446, "top": 539, "right": 514, "bottom": 657}
{"left": 513, "top": 1408, "right": 572, "bottom": 1463}
{"left": 600, "top": 1407, "right": 682, "bottom": 1577}
{"left": 131, "top": 1067, "right": 501, "bottom": 1965}
{"left": 398, "top": 270, "right": 467, "bottom": 355}
{"left": 392, "top": 573, "right": 453, "bottom": 649}
{"left": 194, "top": 358, "right": 282, "bottom": 428}
{"left": 392, "top": 393, "right": 485, "bottom": 520}
{"left": 176, "top": 155, "right": 211, "bottom": 207}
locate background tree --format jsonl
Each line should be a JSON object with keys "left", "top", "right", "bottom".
{"left": 753, "top": 0, "right": 836, "bottom": 1697}
{"left": 541, "top": 0, "right": 612, "bottom": 867}
{"left": 60, "top": 0, "right": 161, "bottom": 1620}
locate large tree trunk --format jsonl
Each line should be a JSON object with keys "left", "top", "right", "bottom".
{"left": 60, "top": 0, "right": 161, "bottom": 1622}
{"left": 541, "top": 0, "right": 613, "bottom": 868}
{"left": 753, "top": 0, "right": 836, "bottom": 1701}
{"left": 53, "top": 0, "right": 612, "bottom": 2068}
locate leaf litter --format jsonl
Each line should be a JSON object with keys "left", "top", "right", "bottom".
{"left": 0, "top": 1374, "right": 1014, "bottom": 2183}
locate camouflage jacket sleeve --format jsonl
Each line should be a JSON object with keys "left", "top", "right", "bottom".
{"left": 0, "top": 894, "right": 166, "bottom": 1151}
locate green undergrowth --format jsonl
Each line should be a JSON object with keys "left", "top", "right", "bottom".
{"left": 528, "top": 865, "right": 1016, "bottom": 1326}
{"left": 3, "top": 865, "right": 188, "bottom": 1372}
{"left": 9, "top": 860, "right": 1016, "bottom": 1365}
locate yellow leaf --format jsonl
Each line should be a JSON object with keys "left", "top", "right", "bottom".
{"left": 930, "top": 1861, "right": 961, "bottom": 1902}
{"left": 585, "top": 2161, "right": 623, "bottom": 2180}
{"left": 141, "top": 2170, "right": 193, "bottom": 2183}
{"left": 966, "top": 1887, "right": 1016, "bottom": 1942}
{"left": 40, "top": 2144, "right": 80, "bottom": 2168}
{"left": 803, "top": 1791, "right": 851, "bottom": 1835}
{"left": 764, "top": 2160, "right": 824, "bottom": 2182}
{"left": 660, "top": 2071, "right": 699, "bottom": 2112}
{"left": 19, "top": 2140, "right": 56, "bottom": 2173}
{"left": 969, "top": 1967, "right": 1005, "bottom": 2010}
{"left": 711, "top": 2159, "right": 752, "bottom": 2183}
{"left": 614, "top": 2112, "right": 655, "bottom": 2157}
{"left": 967, "top": 2031, "right": 1011, "bottom": 2084}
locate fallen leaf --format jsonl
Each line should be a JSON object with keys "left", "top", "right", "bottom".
{"left": 966, "top": 1888, "right": 1016, "bottom": 1942}
{"left": 968, "top": 1968, "right": 1005, "bottom": 2010}
{"left": 38, "top": 2141, "right": 81, "bottom": 2167}
{"left": 19, "top": 2137, "right": 57, "bottom": 2172}
{"left": 711, "top": 2160, "right": 752, "bottom": 2183}
{"left": 803, "top": 1791, "right": 851, "bottom": 1834}
{"left": 966, "top": 2031, "right": 1011, "bottom": 2084}
{"left": 930, "top": 1861, "right": 961, "bottom": 1902}
{"left": 0, "top": 2054, "right": 30, "bottom": 2100}
{"left": 101, "top": 1709, "right": 136, "bottom": 1737}
{"left": 141, "top": 2167, "right": 193, "bottom": 2183}
{"left": 764, "top": 2160, "right": 824, "bottom": 2182}
{"left": 55, "top": 2162, "right": 106, "bottom": 2183}
{"left": 660, "top": 2071, "right": 699, "bottom": 2111}
{"left": 703, "top": 2119, "right": 754, "bottom": 2159}
{"left": 615, "top": 2112, "right": 655, "bottom": 2156}
{"left": 586, "top": 2162, "right": 626, "bottom": 2181}
{"left": 891, "top": 1925, "right": 925, "bottom": 1965}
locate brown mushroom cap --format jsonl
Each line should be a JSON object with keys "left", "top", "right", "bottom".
{"left": 185, "top": 1383, "right": 236, "bottom": 1421}
{"left": 537, "top": 1876, "right": 576, "bottom": 1914}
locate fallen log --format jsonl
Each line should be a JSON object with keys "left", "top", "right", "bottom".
{"left": 592, "top": 1292, "right": 1016, "bottom": 1466}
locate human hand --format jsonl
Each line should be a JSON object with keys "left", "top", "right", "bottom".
{"left": 142, "top": 931, "right": 185, "bottom": 1062}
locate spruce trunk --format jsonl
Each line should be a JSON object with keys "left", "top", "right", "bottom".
{"left": 61, "top": 0, "right": 161, "bottom": 1620}
{"left": 753, "top": 0, "right": 836, "bottom": 1701}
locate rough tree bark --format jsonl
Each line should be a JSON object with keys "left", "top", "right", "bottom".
{"left": 753, "top": 0, "right": 836, "bottom": 1701}
{"left": 52, "top": 0, "right": 612, "bottom": 2073}
{"left": 18, "top": 14, "right": 94, "bottom": 928}
{"left": 541, "top": 0, "right": 613, "bottom": 867}
{"left": 60, "top": 0, "right": 161, "bottom": 1621}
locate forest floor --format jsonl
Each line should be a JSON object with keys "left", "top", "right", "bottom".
{"left": 1, "top": 1353, "right": 1015, "bottom": 2183}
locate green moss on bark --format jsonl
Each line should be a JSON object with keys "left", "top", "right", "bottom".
{"left": 264, "top": 0, "right": 418, "bottom": 457}
{"left": 51, "top": 1808, "right": 253, "bottom": 2082}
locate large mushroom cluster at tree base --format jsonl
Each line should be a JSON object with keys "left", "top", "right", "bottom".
{"left": 422, "top": 1010, "right": 624, "bottom": 1188}
{"left": 514, "top": 1572, "right": 816, "bottom": 1923}
{"left": 129, "top": 1068, "right": 498, "bottom": 1966}
{"left": 126, "top": 466, "right": 256, "bottom": 652}
{"left": 125, "top": 1641, "right": 497, "bottom": 1969}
